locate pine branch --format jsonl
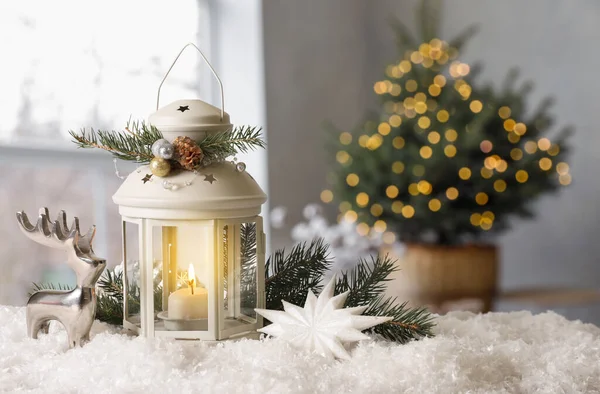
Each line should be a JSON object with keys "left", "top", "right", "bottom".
{"left": 365, "top": 296, "right": 435, "bottom": 343}
{"left": 240, "top": 222, "right": 257, "bottom": 262}
{"left": 419, "top": 0, "right": 442, "bottom": 42}
{"left": 198, "top": 125, "right": 266, "bottom": 165}
{"left": 98, "top": 268, "right": 124, "bottom": 302}
{"left": 240, "top": 222, "right": 258, "bottom": 314}
{"left": 96, "top": 292, "right": 125, "bottom": 326}
{"left": 501, "top": 67, "right": 520, "bottom": 95}
{"left": 70, "top": 119, "right": 265, "bottom": 169}
{"left": 448, "top": 24, "right": 479, "bottom": 51}
{"left": 335, "top": 255, "right": 435, "bottom": 343}
{"left": 265, "top": 238, "right": 332, "bottom": 309}
{"left": 265, "top": 241, "right": 435, "bottom": 343}
{"left": 335, "top": 254, "right": 397, "bottom": 307}
{"left": 69, "top": 119, "right": 161, "bottom": 163}
{"left": 388, "top": 18, "right": 418, "bottom": 50}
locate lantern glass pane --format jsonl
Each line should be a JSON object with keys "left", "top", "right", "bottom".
{"left": 152, "top": 223, "right": 213, "bottom": 332}
{"left": 239, "top": 222, "right": 258, "bottom": 321}
{"left": 221, "top": 221, "right": 258, "bottom": 330}
{"left": 222, "top": 225, "right": 231, "bottom": 315}
{"left": 123, "top": 221, "right": 141, "bottom": 330}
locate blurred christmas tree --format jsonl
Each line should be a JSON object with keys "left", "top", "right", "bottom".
{"left": 325, "top": 0, "right": 572, "bottom": 245}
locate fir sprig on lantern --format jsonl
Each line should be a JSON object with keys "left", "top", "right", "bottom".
{"left": 70, "top": 119, "right": 265, "bottom": 176}
{"left": 70, "top": 120, "right": 161, "bottom": 163}
{"left": 325, "top": 1, "right": 572, "bottom": 245}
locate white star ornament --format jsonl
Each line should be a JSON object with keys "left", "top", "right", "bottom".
{"left": 255, "top": 277, "right": 392, "bottom": 360}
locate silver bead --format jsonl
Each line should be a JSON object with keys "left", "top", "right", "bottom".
{"left": 152, "top": 139, "right": 171, "bottom": 157}
{"left": 162, "top": 180, "right": 172, "bottom": 189}
{"left": 236, "top": 162, "right": 247, "bottom": 172}
{"left": 158, "top": 144, "right": 174, "bottom": 160}
{"left": 171, "top": 184, "right": 180, "bottom": 191}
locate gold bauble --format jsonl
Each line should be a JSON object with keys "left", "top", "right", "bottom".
{"left": 149, "top": 157, "right": 171, "bottom": 177}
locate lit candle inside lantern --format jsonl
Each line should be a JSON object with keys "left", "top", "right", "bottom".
{"left": 168, "top": 264, "right": 208, "bottom": 320}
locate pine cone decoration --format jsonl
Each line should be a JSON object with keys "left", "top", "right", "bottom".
{"left": 172, "top": 136, "right": 204, "bottom": 170}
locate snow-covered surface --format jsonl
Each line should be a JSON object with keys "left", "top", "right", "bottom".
{"left": 1, "top": 306, "right": 599, "bottom": 393}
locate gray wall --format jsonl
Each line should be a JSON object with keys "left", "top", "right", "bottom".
{"left": 263, "top": 0, "right": 600, "bottom": 313}
{"left": 263, "top": 0, "right": 371, "bottom": 248}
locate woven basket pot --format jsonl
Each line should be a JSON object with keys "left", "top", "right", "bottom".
{"left": 383, "top": 243, "right": 498, "bottom": 313}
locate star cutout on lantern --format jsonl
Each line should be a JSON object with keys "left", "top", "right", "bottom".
{"left": 142, "top": 174, "right": 153, "bottom": 184}
{"left": 177, "top": 105, "right": 190, "bottom": 112}
{"left": 255, "top": 277, "right": 392, "bottom": 360}
{"left": 203, "top": 174, "right": 216, "bottom": 184}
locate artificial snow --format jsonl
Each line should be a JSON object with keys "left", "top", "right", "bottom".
{"left": 1, "top": 306, "right": 599, "bottom": 393}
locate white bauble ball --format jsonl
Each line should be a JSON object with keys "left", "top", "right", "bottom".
{"left": 151, "top": 139, "right": 171, "bottom": 157}
{"left": 158, "top": 144, "right": 174, "bottom": 159}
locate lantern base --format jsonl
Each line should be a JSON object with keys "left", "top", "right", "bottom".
{"left": 157, "top": 311, "right": 208, "bottom": 331}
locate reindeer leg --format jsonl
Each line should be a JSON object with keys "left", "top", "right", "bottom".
{"left": 66, "top": 327, "right": 78, "bottom": 349}
{"left": 66, "top": 322, "right": 87, "bottom": 348}
{"left": 39, "top": 321, "right": 50, "bottom": 334}
{"left": 27, "top": 306, "right": 42, "bottom": 339}
{"left": 27, "top": 320, "right": 39, "bottom": 339}
{"left": 26, "top": 308, "right": 35, "bottom": 339}
{"left": 77, "top": 322, "right": 91, "bottom": 345}
{"left": 28, "top": 317, "right": 49, "bottom": 339}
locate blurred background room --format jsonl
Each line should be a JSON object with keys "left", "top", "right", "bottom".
{"left": 1, "top": 0, "right": 599, "bottom": 324}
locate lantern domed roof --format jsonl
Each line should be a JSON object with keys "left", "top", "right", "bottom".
{"left": 112, "top": 161, "right": 267, "bottom": 219}
{"left": 149, "top": 99, "right": 233, "bottom": 141}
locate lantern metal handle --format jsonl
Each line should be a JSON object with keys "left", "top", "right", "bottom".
{"left": 156, "top": 42, "right": 225, "bottom": 121}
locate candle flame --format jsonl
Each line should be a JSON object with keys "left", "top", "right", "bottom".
{"left": 188, "top": 264, "right": 195, "bottom": 295}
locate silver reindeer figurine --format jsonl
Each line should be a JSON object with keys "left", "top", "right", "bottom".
{"left": 16, "top": 208, "right": 106, "bottom": 348}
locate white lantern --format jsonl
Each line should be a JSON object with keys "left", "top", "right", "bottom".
{"left": 112, "top": 46, "right": 267, "bottom": 340}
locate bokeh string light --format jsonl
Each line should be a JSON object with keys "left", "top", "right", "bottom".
{"left": 328, "top": 36, "right": 571, "bottom": 237}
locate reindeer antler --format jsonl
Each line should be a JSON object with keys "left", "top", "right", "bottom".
{"left": 16, "top": 208, "right": 95, "bottom": 250}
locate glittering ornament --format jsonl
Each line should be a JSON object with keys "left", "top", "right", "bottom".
{"left": 151, "top": 139, "right": 171, "bottom": 157}
{"left": 149, "top": 157, "right": 171, "bottom": 177}
{"left": 158, "top": 143, "right": 174, "bottom": 159}
{"left": 255, "top": 277, "right": 392, "bottom": 360}
{"left": 235, "top": 162, "right": 247, "bottom": 172}
{"left": 172, "top": 136, "right": 204, "bottom": 170}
